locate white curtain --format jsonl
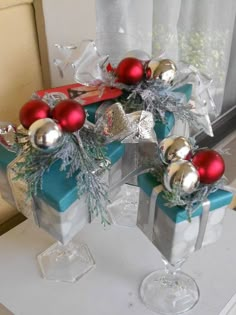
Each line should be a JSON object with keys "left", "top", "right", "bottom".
{"left": 96, "top": 0, "right": 236, "bottom": 116}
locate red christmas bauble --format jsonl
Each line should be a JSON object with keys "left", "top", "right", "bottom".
{"left": 191, "top": 149, "right": 225, "bottom": 184}
{"left": 19, "top": 99, "right": 51, "bottom": 129}
{"left": 145, "top": 67, "right": 152, "bottom": 80}
{"left": 52, "top": 99, "right": 86, "bottom": 132}
{"left": 115, "top": 57, "right": 144, "bottom": 85}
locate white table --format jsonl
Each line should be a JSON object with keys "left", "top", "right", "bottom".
{"left": 0, "top": 211, "right": 236, "bottom": 315}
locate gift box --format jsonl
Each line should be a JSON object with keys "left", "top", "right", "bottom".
{"left": 0, "top": 141, "right": 124, "bottom": 244}
{"left": 137, "top": 173, "right": 233, "bottom": 264}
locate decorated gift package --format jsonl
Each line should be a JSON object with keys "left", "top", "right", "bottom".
{"left": 137, "top": 172, "right": 233, "bottom": 264}
{"left": 137, "top": 135, "right": 233, "bottom": 264}
{"left": 54, "top": 41, "right": 214, "bottom": 138}
{"left": 0, "top": 40, "right": 221, "bottom": 244}
{"left": 0, "top": 134, "right": 124, "bottom": 244}
{"left": 52, "top": 41, "right": 215, "bottom": 188}
{"left": 0, "top": 85, "right": 127, "bottom": 243}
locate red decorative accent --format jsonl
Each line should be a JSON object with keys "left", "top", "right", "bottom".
{"left": 36, "top": 83, "right": 122, "bottom": 106}
{"left": 145, "top": 67, "right": 152, "bottom": 80}
{"left": 115, "top": 57, "right": 144, "bottom": 85}
{"left": 106, "top": 63, "right": 114, "bottom": 72}
{"left": 192, "top": 149, "right": 225, "bottom": 184}
{"left": 19, "top": 99, "right": 51, "bottom": 129}
{"left": 52, "top": 99, "right": 86, "bottom": 132}
{"left": 186, "top": 151, "right": 193, "bottom": 161}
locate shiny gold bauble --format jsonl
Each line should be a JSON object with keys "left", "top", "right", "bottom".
{"left": 159, "top": 136, "right": 192, "bottom": 164}
{"left": 147, "top": 58, "right": 177, "bottom": 83}
{"left": 164, "top": 160, "right": 199, "bottom": 195}
{"left": 146, "top": 59, "right": 160, "bottom": 79}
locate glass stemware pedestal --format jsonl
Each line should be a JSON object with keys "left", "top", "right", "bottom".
{"left": 140, "top": 257, "right": 200, "bottom": 315}
{"left": 108, "top": 184, "right": 140, "bottom": 227}
{"left": 37, "top": 237, "right": 95, "bottom": 283}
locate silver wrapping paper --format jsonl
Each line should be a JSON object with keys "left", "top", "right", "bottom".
{"left": 137, "top": 187, "right": 226, "bottom": 264}
{"left": 121, "top": 142, "right": 158, "bottom": 186}
{"left": 1, "top": 157, "right": 123, "bottom": 244}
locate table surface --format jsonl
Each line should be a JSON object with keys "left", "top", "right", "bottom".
{"left": 0, "top": 210, "right": 236, "bottom": 315}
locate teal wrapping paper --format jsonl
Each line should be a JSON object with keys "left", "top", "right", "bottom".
{"left": 0, "top": 141, "right": 124, "bottom": 213}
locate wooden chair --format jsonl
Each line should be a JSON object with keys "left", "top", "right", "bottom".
{"left": 0, "top": 0, "right": 50, "bottom": 234}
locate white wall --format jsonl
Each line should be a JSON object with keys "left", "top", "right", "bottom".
{"left": 42, "top": 0, "right": 96, "bottom": 87}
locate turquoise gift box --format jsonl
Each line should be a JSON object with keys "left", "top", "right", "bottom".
{"left": 0, "top": 141, "right": 124, "bottom": 244}
{"left": 137, "top": 173, "right": 233, "bottom": 264}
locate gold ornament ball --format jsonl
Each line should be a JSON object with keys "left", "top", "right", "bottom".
{"left": 164, "top": 160, "right": 199, "bottom": 195}
{"left": 146, "top": 59, "right": 160, "bottom": 79}
{"left": 151, "top": 59, "right": 177, "bottom": 84}
{"left": 159, "top": 136, "right": 192, "bottom": 164}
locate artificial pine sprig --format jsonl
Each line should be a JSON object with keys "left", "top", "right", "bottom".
{"left": 162, "top": 176, "right": 226, "bottom": 221}
{"left": 117, "top": 79, "right": 203, "bottom": 133}
{"left": 13, "top": 126, "right": 110, "bottom": 225}
{"left": 76, "top": 135, "right": 110, "bottom": 225}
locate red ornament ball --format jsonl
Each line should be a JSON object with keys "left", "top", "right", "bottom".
{"left": 145, "top": 66, "right": 152, "bottom": 80}
{"left": 52, "top": 99, "right": 86, "bottom": 132}
{"left": 191, "top": 149, "right": 225, "bottom": 184}
{"left": 19, "top": 99, "right": 51, "bottom": 129}
{"left": 116, "top": 57, "right": 144, "bottom": 85}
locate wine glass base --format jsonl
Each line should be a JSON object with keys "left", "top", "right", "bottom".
{"left": 140, "top": 269, "right": 200, "bottom": 315}
{"left": 37, "top": 240, "right": 95, "bottom": 283}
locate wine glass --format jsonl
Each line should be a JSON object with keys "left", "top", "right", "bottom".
{"left": 0, "top": 153, "right": 96, "bottom": 283}
{"left": 140, "top": 256, "right": 199, "bottom": 314}
{"left": 107, "top": 184, "right": 140, "bottom": 227}
{"left": 37, "top": 237, "right": 95, "bottom": 283}
{"left": 34, "top": 196, "right": 96, "bottom": 283}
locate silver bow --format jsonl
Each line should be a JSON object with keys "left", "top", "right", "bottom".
{"left": 95, "top": 102, "right": 157, "bottom": 143}
{"left": 173, "top": 62, "right": 214, "bottom": 137}
{"left": 0, "top": 122, "right": 17, "bottom": 151}
{"left": 54, "top": 40, "right": 112, "bottom": 87}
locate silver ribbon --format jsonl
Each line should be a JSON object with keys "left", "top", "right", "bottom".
{"left": 194, "top": 199, "right": 210, "bottom": 250}
{"left": 0, "top": 122, "right": 17, "bottom": 151}
{"left": 147, "top": 185, "right": 211, "bottom": 249}
{"left": 6, "top": 156, "right": 39, "bottom": 224}
{"left": 147, "top": 184, "right": 163, "bottom": 241}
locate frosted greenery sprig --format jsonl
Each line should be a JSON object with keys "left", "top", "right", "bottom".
{"left": 162, "top": 178, "right": 226, "bottom": 222}
{"left": 150, "top": 156, "right": 226, "bottom": 222}
{"left": 120, "top": 79, "right": 203, "bottom": 132}
{"left": 13, "top": 127, "right": 110, "bottom": 225}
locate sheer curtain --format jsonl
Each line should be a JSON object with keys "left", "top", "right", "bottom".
{"left": 96, "top": 0, "right": 236, "bottom": 116}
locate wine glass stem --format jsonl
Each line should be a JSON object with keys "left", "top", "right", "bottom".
{"left": 162, "top": 256, "right": 186, "bottom": 276}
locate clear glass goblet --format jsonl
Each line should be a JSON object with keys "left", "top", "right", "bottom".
{"left": 37, "top": 236, "right": 95, "bottom": 283}
{"left": 140, "top": 256, "right": 200, "bottom": 314}
{"left": 107, "top": 184, "right": 140, "bottom": 227}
